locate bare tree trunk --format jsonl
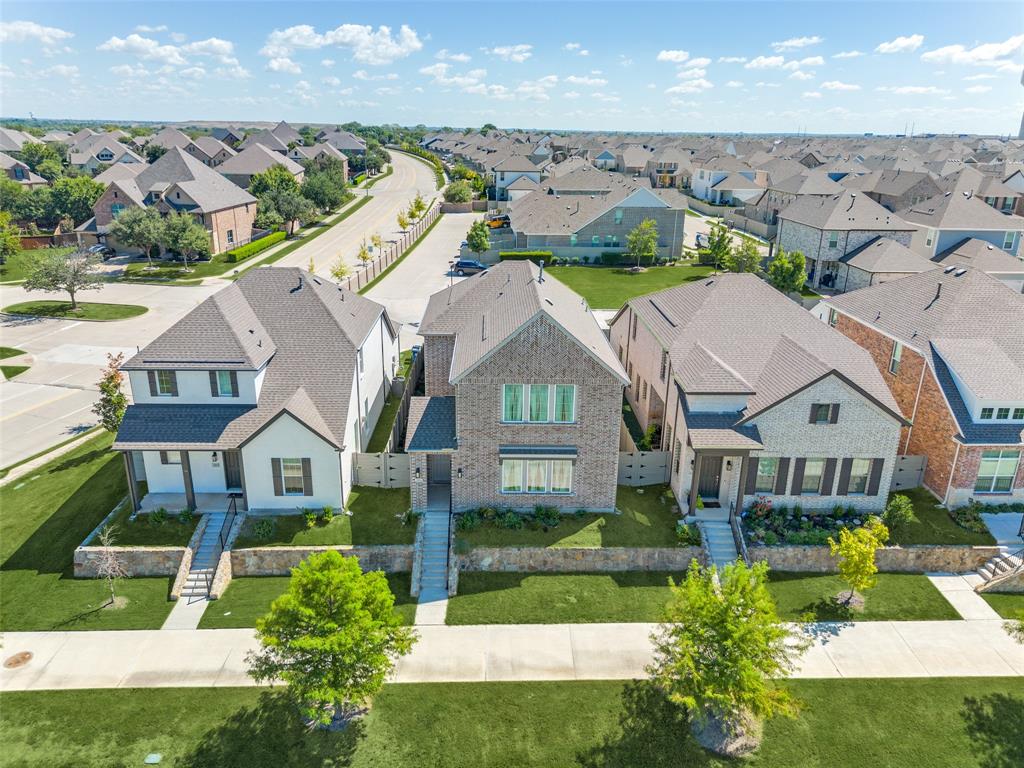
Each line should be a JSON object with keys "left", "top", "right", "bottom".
{"left": 68, "top": 287, "right": 77, "bottom": 310}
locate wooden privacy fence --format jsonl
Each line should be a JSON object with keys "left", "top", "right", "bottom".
{"left": 382, "top": 350, "right": 424, "bottom": 453}
{"left": 337, "top": 203, "right": 441, "bottom": 293}
{"left": 618, "top": 451, "right": 671, "bottom": 486}
{"left": 354, "top": 452, "right": 411, "bottom": 488}
{"left": 891, "top": 455, "right": 926, "bottom": 491}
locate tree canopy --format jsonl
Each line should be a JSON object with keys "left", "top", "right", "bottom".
{"left": 766, "top": 249, "right": 808, "bottom": 294}
{"left": 23, "top": 249, "right": 104, "bottom": 309}
{"left": 626, "top": 218, "right": 659, "bottom": 267}
{"left": 161, "top": 211, "right": 210, "bottom": 269}
{"left": 723, "top": 237, "right": 761, "bottom": 273}
{"left": 250, "top": 164, "right": 300, "bottom": 197}
{"left": 108, "top": 206, "right": 163, "bottom": 266}
{"left": 466, "top": 220, "right": 490, "bottom": 255}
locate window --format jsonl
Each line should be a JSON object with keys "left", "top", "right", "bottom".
{"left": 627, "top": 361, "right": 633, "bottom": 379}
{"left": 974, "top": 450, "right": 1020, "bottom": 494}
{"left": 673, "top": 440, "right": 682, "bottom": 474}
{"left": 614, "top": 208, "right": 624, "bottom": 225}
{"left": 1003, "top": 231, "right": 1016, "bottom": 251}
{"left": 554, "top": 385, "right": 575, "bottom": 423}
{"left": 357, "top": 348, "right": 364, "bottom": 375}
{"left": 13, "top": 167, "right": 24, "bottom": 180}
{"left": 980, "top": 408, "right": 994, "bottom": 420}
{"left": 827, "top": 231, "right": 839, "bottom": 249}
{"left": 527, "top": 460, "right": 548, "bottom": 492}
{"left": 925, "top": 229, "right": 935, "bottom": 248}
{"left": 226, "top": 229, "right": 234, "bottom": 244}
{"left": 631, "top": 314, "right": 638, "bottom": 340}
{"left": 659, "top": 351, "right": 668, "bottom": 381}
{"left": 811, "top": 403, "right": 833, "bottom": 424}
{"left": 160, "top": 451, "right": 181, "bottom": 465}
{"left": 618, "top": 344, "right": 624, "bottom": 362}
{"left": 889, "top": 341, "right": 902, "bottom": 375}
{"left": 828, "top": 308, "right": 838, "bottom": 327}
{"left": 111, "top": 203, "right": 125, "bottom": 219}
{"left": 215, "top": 370, "right": 234, "bottom": 397}
{"left": 528, "top": 385, "right": 549, "bottom": 422}
{"left": 501, "top": 458, "right": 573, "bottom": 494}
{"left": 641, "top": 380, "right": 648, "bottom": 400}
{"left": 997, "top": 408, "right": 1010, "bottom": 420}
{"left": 502, "top": 384, "right": 524, "bottom": 422}
{"left": 755, "top": 457, "right": 778, "bottom": 493}
{"left": 1014, "top": 408, "right": 1024, "bottom": 420}
{"left": 569, "top": 234, "right": 577, "bottom": 247}
{"left": 847, "top": 458, "right": 872, "bottom": 494}
{"left": 802, "top": 459, "right": 825, "bottom": 494}
{"left": 591, "top": 235, "right": 600, "bottom": 246}
{"left": 156, "top": 370, "right": 177, "bottom": 397}
{"left": 281, "top": 458, "right": 305, "bottom": 495}
{"left": 501, "top": 459, "right": 524, "bottom": 493}
{"left": 549, "top": 460, "right": 573, "bottom": 494}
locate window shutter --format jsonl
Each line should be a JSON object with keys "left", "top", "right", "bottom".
{"left": 301, "top": 458, "right": 313, "bottom": 496}
{"left": 168, "top": 372, "right": 179, "bottom": 396}
{"left": 229, "top": 371, "right": 238, "bottom": 397}
{"left": 821, "top": 458, "right": 837, "bottom": 496}
{"left": 209, "top": 371, "right": 218, "bottom": 397}
{"left": 744, "top": 457, "right": 758, "bottom": 495}
{"left": 271, "top": 458, "right": 283, "bottom": 496}
{"left": 790, "top": 458, "right": 806, "bottom": 495}
{"left": 148, "top": 371, "right": 157, "bottom": 396}
{"left": 774, "top": 458, "right": 790, "bottom": 495}
{"left": 809, "top": 404, "right": 818, "bottom": 424}
{"left": 160, "top": 450, "right": 169, "bottom": 465}
{"left": 866, "top": 459, "right": 884, "bottom": 496}
{"left": 836, "top": 458, "right": 853, "bottom": 496}
{"left": 829, "top": 403, "right": 840, "bottom": 424}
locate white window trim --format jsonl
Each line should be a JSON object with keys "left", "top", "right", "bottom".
{"left": 801, "top": 458, "right": 826, "bottom": 495}
{"left": 215, "top": 370, "right": 234, "bottom": 397}
{"left": 280, "top": 458, "right": 305, "bottom": 496}
{"left": 889, "top": 341, "right": 902, "bottom": 375}
{"left": 156, "top": 370, "right": 176, "bottom": 397}
{"left": 846, "top": 458, "right": 872, "bottom": 496}
{"left": 755, "top": 457, "right": 778, "bottom": 494}
{"left": 499, "top": 458, "right": 574, "bottom": 495}
{"left": 974, "top": 449, "right": 1020, "bottom": 494}
{"left": 502, "top": 384, "right": 576, "bottom": 424}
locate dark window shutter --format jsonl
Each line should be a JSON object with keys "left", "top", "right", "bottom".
{"left": 271, "top": 458, "right": 283, "bottom": 496}
{"left": 168, "top": 372, "right": 179, "bottom": 396}
{"left": 829, "top": 403, "right": 840, "bottom": 424}
{"left": 160, "top": 450, "right": 168, "bottom": 465}
{"left": 209, "top": 371, "right": 218, "bottom": 397}
{"left": 866, "top": 459, "right": 884, "bottom": 496}
{"left": 809, "top": 404, "right": 818, "bottom": 424}
{"left": 821, "top": 458, "right": 837, "bottom": 496}
{"left": 774, "top": 458, "right": 790, "bottom": 495}
{"left": 790, "top": 458, "right": 806, "bottom": 495}
{"left": 148, "top": 371, "right": 157, "bottom": 396}
{"left": 301, "top": 458, "right": 313, "bottom": 496}
{"left": 745, "top": 457, "right": 759, "bottom": 495}
{"left": 836, "top": 458, "right": 853, "bottom": 496}
{"left": 229, "top": 371, "right": 238, "bottom": 397}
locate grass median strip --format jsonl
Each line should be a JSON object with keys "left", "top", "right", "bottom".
{"left": 359, "top": 212, "right": 444, "bottom": 295}
{"left": 2, "top": 300, "right": 148, "bottom": 321}
{"left": 253, "top": 195, "right": 375, "bottom": 270}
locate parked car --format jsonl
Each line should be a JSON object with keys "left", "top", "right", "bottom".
{"left": 87, "top": 244, "right": 117, "bottom": 260}
{"left": 452, "top": 259, "right": 487, "bottom": 276}
{"left": 695, "top": 233, "right": 709, "bottom": 248}
{"left": 487, "top": 215, "right": 510, "bottom": 229}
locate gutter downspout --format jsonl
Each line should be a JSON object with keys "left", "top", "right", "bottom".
{"left": 903, "top": 361, "right": 929, "bottom": 454}
{"left": 943, "top": 440, "right": 962, "bottom": 506}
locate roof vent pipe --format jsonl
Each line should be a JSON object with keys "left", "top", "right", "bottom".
{"left": 538, "top": 259, "right": 545, "bottom": 283}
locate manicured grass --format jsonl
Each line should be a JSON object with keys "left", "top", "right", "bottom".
{"left": 0, "top": 432, "right": 174, "bottom": 631}
{"left": 1, "top": 365, "right": 29, "bottom": 379}
{"left": 366, "top": 394, "right": 402, "bottom": 452}
{"left": 198, "top": 573, "right": 416, "bottom": 629}
{"left": 4, "top": 678, "right": 1019, "bottom": 767}
{"left": 359, "top": 210, "right": 444, "bottom": 295}
{"left": 232, "top": 486, "right": 415, "bottom": 548}
{"left": 767, "top": 571, "right": 961, "bottom": 622}
{"left": 2, "top": 300, "right": 148, "bottom": 321}
{"left": 121, "top": 252, "right": 245, "bottom": 283}
{"left": 457, "top": 485, "right": 681, "bottom": 549}
{"left": 86, "top": 502, "right": 201, "bottom": 547}
{"left": 0, "top": 426, "right": 102, "bottom": 480}
{"left": 888, "top": 488, "right": 996, "bottom": 545}
{"left": 621, "top": 395, "right": 645, "bottom": 446}
{"left": 799, "top": 284, "right": 823, "bottom": 298}
{"left": 0, "top": 346, "right": 25, "bottom": 359}
{"left": 980, "top": 592, "right": 1024, "bottom": 619}
{"left": 0, "top": 246, "right": 75, "bottom": 283}
{"left": 545, "top": 265, "right": 714, "bottom": 309}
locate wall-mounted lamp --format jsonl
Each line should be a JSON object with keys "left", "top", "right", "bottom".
{"left": 414, "top": 467, "right": 422, "bottom": 480}
{"left": 690, "top": 459, "right": 695, "bottom": 467}
{"left": 726, "top": 460, "right": 733, "bottom": 471}
{"left": 457, "top": 467, "right": 464, "bottom": 479}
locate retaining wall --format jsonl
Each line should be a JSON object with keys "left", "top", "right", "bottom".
{"left": 74, "top": 546, "right": 185, "bottom": 578}
{"left": 748, "top": 544, "right": 1001, "bottom": 573}
{"left": 458, "top": 546, "right": 704, "bottom": 573}
{"left": 231, "top": 545, "right": 414, "bottom": 576}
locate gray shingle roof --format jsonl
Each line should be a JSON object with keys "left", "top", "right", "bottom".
{"left": 898, "top": 169, "right": 1024, "bottom": 230}
{"left": 779, "top": 190, "right": 913, "bottom": 232}
{"left": 932, "top": 237, "right": 1024, "bottom": 274}
{"left": 405, "top": 396, "right": 458, "bottom": 451}
{"left": 838, "top": 236, "right": 936, "bottom": 273}
{"left": 117, "top": 147, "right": 256, "bottom": 213}
{"left": 217, "top": 144, "right": 304, "bottom": 178}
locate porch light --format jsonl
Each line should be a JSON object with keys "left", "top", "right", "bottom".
{"left": 211, "top": 452, "right": 218, "bottom": 460}
{"left": 457, "top": 467, "right": 464, "bottom": 479}
{"left": 414, "top": 467, "right": 422, "bottom": 480}
{"left": 726, "top": 460, "right": 733, "bottom": 471}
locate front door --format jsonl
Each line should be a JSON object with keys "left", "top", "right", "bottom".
{"left": 697, "top": 456, "right": 722, "bottom": 505}
{"left": 223, "top": 450, "right": 242, "bottom": 490}
{"left": 427, "top": 454, "right": 451, "bottom": 484}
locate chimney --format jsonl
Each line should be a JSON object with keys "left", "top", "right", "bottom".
{"left": 538, "top": 259, "right": 545, "bottom": 283}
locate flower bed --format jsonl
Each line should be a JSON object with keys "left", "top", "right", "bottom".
{"left": 742, "top": 495, "right": 874, "bottom": 546}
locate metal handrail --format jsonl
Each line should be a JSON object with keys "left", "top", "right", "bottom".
{"left": 219, "top": 496, "right": 238, "bottom": 550}
{"left": 444, "top": 507, "right": 453, "bottom": 593}
{"left": 1018, "top": 512, "right": 1024, "bottom": 540}
{"left": 729, "top": 501, "right": 750, "bottom": 565}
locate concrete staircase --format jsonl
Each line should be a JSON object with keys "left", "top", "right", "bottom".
{"left": 179, "top": 512, "right": 225, "bottom": 603}
{"left": 698, "top": 520, "right": 740, "bottom": 569}
{"left": 976, "top": 546, "right": 1024, "bottom": 586}
{"left": 417, "top": 511, "right": 451, "bottom": 598}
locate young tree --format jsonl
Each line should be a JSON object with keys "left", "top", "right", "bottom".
{"left": 23, "top": 249, "right": 103, "bottom": 309}
{"left": 704, "top": 220, "right": 732, "bottom": 270}
{"left": 397, "top": 210, "right": 410, "bottom": 232}
{"left": 108, "top": 206, "right": 164, "bottom": 267}
{"left": 250, "top": 164, "right": 300, "bottom": 197}
{"left": 330, "top": 257, "right": 351, "bottom": 283}
{"left": 92, "top": 352, "right": 128, "bottom": 432}
{"left": 828, "top": 517, "right": 889, "bottom": 606}
{"left": 95, "top": 525, "right": 128, "bottom": 607}
{"left": 466, "top": 219, "right": 490, "bottom": 255}
{"left": 649, "top": 560, "right": 805, "bottom": 756}
{"left": 246, "top": 550, "right": 416, "bottom": 728}
{"left": 766, "top": 248, "right": 808, "bottom": 294}
{"left": 270, "top": 189, "right": 314, "bottom": 236}
{"left": 357, "top": 239, "right": 372, "bottom": 267}
{"left": 161, "top": 211, "right": 211, "bottom": 271}
{"left": 443, "top": 180, "right": 473, "bottom": 203}
{"left": 409, "top": 192, "right": 427, "bottom": 221}
{"left": 0, "top": 211, "right": 19, "bottom": 265}
{"left": 370, "top": 232, "right": 383, "bottom": 252}
{"left": 254, "top": 198, "right": 284, "bottom": 231}
{"left": 723, "top": 237, "right": 761, "bottom": 273}
{"left": 626, "top": 218, "right": 659, "bottom": 267}
{"left": 49, "top": 175, "right": 105, "bottom": 225}
{"left": 882, "top": 494, "right": 918, "bottom": 534}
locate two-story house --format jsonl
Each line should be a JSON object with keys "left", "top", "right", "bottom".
{"left": 405, "top": 260, "right": 628, "bottom": 513}
{"left": 690, "top": 156, "right": 767, "bottom": 204}
{"left": 841, "top": 169, "right": 942, "bottom": 213}
{"left": 217, "top": 144, "right": 305, "bottom": 190}
{"left": 645, "top": 148, "right": 693, "bottom": 190}
{"left": 113, "top": 268, "right": 400, "bottom": 513}
{"left": 490, "top": 155, "right": 543, "bottom": 201}
{"left": 748, "top": 171, "right": 844, "bottom": 226}
{"left": 0, "top": 151, "right": 47, "bottom": 189}
{"left": 609, "top": 273, "right": 906, "bottom": 518}
{"left": 816, "top": 267, "right": 1024, "bottom": 506}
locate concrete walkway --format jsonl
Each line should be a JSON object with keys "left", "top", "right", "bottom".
{"left": 2, "top": 619, "right": 1021, "bottom": 691}
{"left": 927, "top": 573, "right": 1003, "bottom": 621}
{"left": 160, "top": 596, "right": 212, "bottom": 631}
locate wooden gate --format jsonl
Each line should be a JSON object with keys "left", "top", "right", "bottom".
{"left": 617, "top": 451, "right": 671, "bottom": 486}
{"left": 353, "top": 453, "right": 410, "bottom": 488}
{"left": 891, "top": 455, "right": 926, "bottom": 491}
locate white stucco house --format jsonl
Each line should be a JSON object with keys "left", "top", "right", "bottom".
{"left": 113, "top": 268, "right": 400, "bottom": 514}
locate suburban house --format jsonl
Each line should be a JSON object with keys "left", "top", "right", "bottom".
{"left": 932, "top": 237, "right": 1024, "bottom": 293}
{"left": 238, "top": 129, "right": 289, "bottom": 154}
{"left": 113, "top": 268, "right": 400, "bottom": 513}
{"left": 79, "top": 146, "right": 257, "bottom": 255}
{"left": 592, "top": 149, "right": 617, "bottom": 170}
{"left": 748, "top": 171, "right": 844, "bottom": 226}
{"left": 827, "top": 237, "right": 937, "bottom": 293}
{"left": 146, "top": 127, "right": 194, "bottom": 151}
{"left": 0, "top": 126, "right": 34, "bottom": 153}
{"left": 405, "top": 260, "right": 628, "bottom": 513}
{"left": 186, "top": 136, "right": 237, "bottom": 167}
{"left": 841, "top": 169, "right": 942, "bottom": 213}
{"left": 609, "top": 273, "right": 907, "bottom": 517}
{"left": 0, "top": 151, "right": 47, "bottom": 188}
{"left": 317, "top": 128, "right": 367, "bottom": 154}
{"left": 690, "top": 157, "right": 767, "bottom": 204}
{"left": 816, "top": 267, "right": 1024, "bottom": 507}
{"left": 287, "top": 142, "right": 347, "bottom": 169}
{"left": 644, "top": 148, "right": 693, "bottom": 189}
{"left": 217, "top": 144, "right": 305, "bottom": 190}
{"left": 211, "top": 126, "right": 244, "bottom": 147}
{"left": 776, "top": 190, "right": 916, "bottom": 290}
{"left": 616, "top": 146, "right": 652, "bottom": 176}
{"left": 506, "top": 165, "right": 686, "bottom": 259}
{"left": 491, "top": 155, "right": 543, "bottom": 201}
{"left": 67, "top": 134, "right": 144, "bottom": 174}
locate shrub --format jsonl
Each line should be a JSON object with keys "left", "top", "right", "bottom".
{"left": 571, "top": 256, "right": 581, "bottom": 265}
{"left": 675, "top": 520, "right": 701, "bottom": 546}
{"left": 321, "top": 505, "right": 334, "bottom": 523}
{"left": 479, "top": 507, "right": 498, "bottom": 521}
{"left": 533, "top": 505, "right": 561, "bottom": 529}
{"left": 303, "top": 508, "right": 318, "bottom": 529}
{"left": 151, "top": 508, "right": 168, "bottom": 524}
{"left": 600, "top": 251, "right": 623, "bottom": 266}
{"left": 763, "top": 530, "right": 779, "bottom": 546}
{"left": 225, "top": 231, "right": 286, "bottom": 263}
{"left": 251, "top": 518, "right": 275, "bottom": 541}
{"left": 401, "top": 508, "right": 419, "bottom": 527}
{"left": 883, "top": 494, "right": 917, "bottom": 531}
{"left": 178, "top": 509, "right": 194, "bottom": 524}
{"left": 951, "top": 501, "right": 988, "bottom": 533}
{"left": 497, "top": 250, "right": 553, "bottom": 262}
{"left": 443, "top": 180, "right": 473, "bottom": 203}
{"left": 497, "top": 509, "right": 523, "bottom": 530}
{"left": 456, "top": 509, "right": 480, "bottom": 532}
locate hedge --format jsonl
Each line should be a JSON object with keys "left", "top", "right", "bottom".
{"left": 353, "top": 173, "right": 367, "bottom": 185}
{"left": 498, "top": 251, "right": 553, "bottom": 262}
{"left": 225, "top": 231, "right": 286, "bottom": 263}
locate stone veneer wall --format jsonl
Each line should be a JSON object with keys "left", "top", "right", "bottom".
{"left": 979, "top": 568, "right": 1024, "bottom": 594}
{"left": 458, "top": 546, "right": 704, "bottom": 572}
{"left": 748, "top": 544, "right": 1001, "bottom": 573}
{"left": 74, "top": 546, "right": 185, "bottom": 578}
{"left": 231, "top": 545, "right": 414, "bottom": 576}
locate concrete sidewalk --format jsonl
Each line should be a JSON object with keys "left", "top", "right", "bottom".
{"left": 2, "top": 619, "right": 1021, "bottom": 692}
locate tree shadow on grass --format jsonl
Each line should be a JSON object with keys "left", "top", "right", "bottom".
{"left": 961, "top": 693, "right": 1024, "bottom": 768}
{"left": 178, "top": 691, "right": 364, "bottom": 768}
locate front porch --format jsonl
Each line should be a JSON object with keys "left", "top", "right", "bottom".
{"left": 137, "top": 492, "right": 238, "bottom": 515}
{"left": 683, "top": 419, "right": 763, "bottom": 519}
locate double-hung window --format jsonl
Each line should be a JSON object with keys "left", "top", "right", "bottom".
{"left": 997, "top": 408, "right": 1010, "bottom": 420}
{"left": 614, "top": 208, "right": 624, "bottom": 225}
{"left": 828, "top": 308, "right": 839, "bottom": 327}
{"left": 975, "top": 450, "right": 1020, "bottom": 494}
{"left": 501, "top": 459, "right": 524, "bottom": 493}
{"left": 980, "top": 408, "right": 994, "bottom": 420}
{"left": 528, "top": 385, "right": 549, "bottom": 422}
{"left": 504, "top": 384, "right": 575, "bottom": 424}
{"left": 889, "top": 341, "right": 902, "bottom": 375}
{"left": 827, "top": 231, "right": 839, "bottom": 249}
{"left": 281, "top": 458, "right": 305, "bottom": 495}
{"left": 755, "top": 458, "right": 778, "bottom": 493}
{"left": 802, "top": 459, "right": 825, "bottom": 494}
{"left": 156, "top": 370, "right": 177, "bottom": 397}
{"left": 1014, "top": 408, "right": 1024, "bottom": 420}
{"left": 503, "top": 384, "right": 524, "bottom": 422}
{"left": 553, "top": 385, "right": 575, "bottom": 423}
{"left": 500, "top": 458, "right": 573, "bottom": 494}
{"left": 1003, "top": 231, "right": 1016, "bottom": 251}
{"left": 215, "top": 370, "right": 236, "bottom": 397}
{"left": 847, "top": 458, "right": 872, "bottom": 494}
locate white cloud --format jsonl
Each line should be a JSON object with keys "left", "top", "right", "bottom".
{"left": 134, "top": 24, "right": 167, "bottom": 33}
{"left": 339, "top": 99, "right": 379, "bottom": 108}
{"left": 216, "top": 64, "right": 251, "bottom": 79}
{"left": 436, "top": 48, "right": 471, "bottom": 63}
{"left": 483, "top": 44, "right": 532, "bottom": 63}
{"left": 375, "top": 85, "right": 401, "bottom": 96}
{"left": 677, "top": 67, "right": 707, "bottom": 79}
{"left": 772, "top": 35, "right": 823, "bottom": 51}
{"left": 745, "top": 55, "right": 785, "bottom": 69}
{"left": 515, "top": 75, "right": 559, "bottom": 100}
{"left": 795, "top": 55, "right": 824, "bottom": 67}
{"left": 352, "top": 69, "right": 398, "bottom": 81}
{"left": 832, "top": 50, "right": 863, "bottom": 59}
{"left": 322, "top": 75, "right": 341, "bottom": 86}
{"left": 820, "top": 80, "right": 861, "bottom": 90}
{"left": 267, "top": 57, "right": 302, "bottom": 74}
{"left": 564, "top": 42, "right": 589, "bottom": 56}
{"left": 618, "top": 55, "right": 634, "bottom": 66}
{"left": 98, "top": 33, "right": 188, "bottom": 65}
{"left": 965, "top": 85, "right": 992, "bottom": 94}
{"left": 0, "top": 20, "right": 74, "bottom": 49}
{"left": 110, "top": 63, "right": 149, "bottom": 78}
{"left": 321, "top": 58, "right": 335, "bottom": 67}
{"left": 170, "top": 32, "right": 185, "bottom": 44}
{"left": 686, "top": 57, "right": 711, "bottom": 68}
{"left": 803, "top": 91, "right": 822, "bottom": 98}
{"left": 875, "top": 34, "right": 924, "bottom": 54}
{"left": 725, "top": 80, "right": 743, "bottom": 87}
{"left": 755, "top": 81, "right": 781, "bottom": 88}
{"left": 41, "top": 64, "right": 79, "bottom": 78}
{"left": 591, "top": 92, "right": 620, "bottom": 103}
{"left": 419, "top": 62, "right": 487, "bottom": 88}
{"left": 789, "top": 70, "right": 815, "bottom": 80}
{"left": 718, "top": 56, "right": 747, "bottom": 63}
{"left": 877, "top": 85, "right": 948, "bottom": 95}
{"left": 261, "top": 23, "right": 423, "bottom": 65}
{"left": 181, "top": 37, "right": 237, "bottom": 63}
{"left": 657, "top": 50, "right": 689, "bottom": 63}
{"left": 963, "top": 73, "right": 997, "bottom": 81}
{"left": 563, "top": 90, "right": 581, "bottom": 99}
{"left": 565, "top": 74, "right": 606, "bottom": 86}
{"left": 180, "top": 66, "right": 206, "bottom": 79}
{"left": 920, "top": 34, "right": 1024, "bottom": 71}
{"left": 666, "top": 78, "right": 713, "bottom": 94}
{"left": 578, "top": 49, "right": 590, "bottom": 57}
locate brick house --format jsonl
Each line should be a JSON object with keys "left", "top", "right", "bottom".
{"left": 405, "top": 260, "right": 628, "bottom": 513}
{"left": 748, "top": 171, "right": 844, "bottom": 226}
{"left": 609, "top": 273, "right": 907, "bottom": 519}
{"left": 816, "top": 267, "right": 1024, "bottom": 507}
{"left": 841, "top": 169, "right": 942, "bottom": 213}
{"left": 0, "top": 151, "right": 47, "bottom": 189}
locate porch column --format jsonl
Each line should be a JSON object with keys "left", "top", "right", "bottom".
{"left": 237, "top": 451, "right": 249, "bottom": 512}
{"left": 180, "top": 451, "right": 196, "bottom": 511}
{"left": 123, "top": 451, "right": 140, "bottom": 512}
{"left": 688, "top": 451, "right": 702, "bottom": 516}
{"left": 735, "top": 455, "right": 752, "bottom": 513}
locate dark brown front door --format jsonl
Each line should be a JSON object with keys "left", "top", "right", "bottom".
{"left": 223, "top": 450, "right": 242, "bottom": 490}
{"left": 697, "top": 456, "right": 722, "bottom": 501}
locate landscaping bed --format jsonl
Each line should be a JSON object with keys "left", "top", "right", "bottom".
{"left": 86, "top": 503, "right": 201, "bottom": 547}
{"left": 545, "top": 265, "right": 713, "bottom": 310}
{"left": 1, "top": 300, "right": 148, "bottom": 321}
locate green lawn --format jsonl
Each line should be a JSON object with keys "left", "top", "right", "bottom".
{"left": 198, "top": 573, "right": 416, "bottom": 629}
{"left": 3, "top": 678, "right": 1020, "bottom": 767}
{"left": 233, "top": 487, "right": 415, "bottom": 548}
{"left": 0, "top": 432, "right": 175, "bottom": 631}
{"left": 0, "top": 246, "right": 76, "bottom": 283}
{"left": 366, "top": 395, "right": 402, "bottom": 452}
{"left": 889, "top": 488, "right": 996, "bottom": 545}
{"left": 0, "top": 346, "right": 25, "bottom": 359}
{"left": 2, "top": 300, "right": 148, "bottom": 321}
{"left": 767, "top": 571, "right": 960, "bottom": 621}
{"left": 980, "top": 592, "right": 1024, "bottom": 619}
{"left": 121, "top": 252, "right": 246, "bottom": 283}
{"left": 546, "top": 265, "right": 714, "bottom": 309}
{"left": 799, "top": 284, "right": 823, "bottom": 298}
{"left": 1, "top": 365, "right": 29, "bottom": 379}
{"left": 621, "top": 395, "right": 645, "bottom": 446}
{"left": 86, "top": 502, "right": 201, "bottom": 547}
{"left": 457, "top": 485, "right": 681, "bottom": 549}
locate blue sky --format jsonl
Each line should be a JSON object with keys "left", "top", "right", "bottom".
{"left": 2, "top": 1, "right": 1022, "bottom": 134}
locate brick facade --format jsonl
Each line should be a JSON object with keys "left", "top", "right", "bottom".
{"left": 521, "top": 206, "right": 686, "bottom": 258}
{"left": 776, "top": 219, "right": 913, "bottom": 289}
{"left": 423, "top": 336, "right": 456, "bottom": 396}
